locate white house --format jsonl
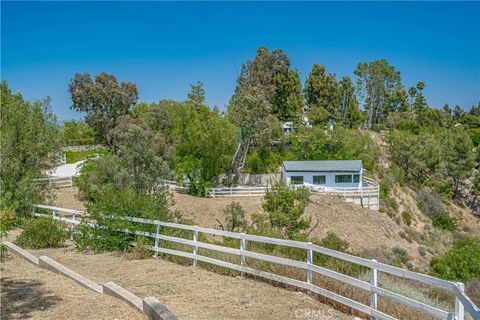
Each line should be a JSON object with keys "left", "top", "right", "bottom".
{"left": 281, "top": 160, "right": 363, "bottom": 189}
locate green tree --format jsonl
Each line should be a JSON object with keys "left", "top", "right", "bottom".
{"left": 441, "top": 128, "right": 476, "bottom": 199}
{"left": 254, "top": 183, "right": 311, "bottom": 239}
{"left": 68, "top": 72, "right": 138, "bottom": 145}
{"left": 354, "top": 59, "right": 401, "bottom": 128}
{"left": 187, "top": 81, "right": 205, "bottom": 108}
{"left": 0, "top": 82, "right": 60, "bottom": 217}
{"left": 304, "top": 64, "right": 340, "bottom": 125}
{"left": 169, "top": 103, "right": 237, "bottom": 195}
{"left": 110, "top": 116, "right": 171, "bottom": 193}
{"left": 61, "top": 120, "right": 95, "bottom": 146}
{"left": 412, "top": 82, "right": 427, "bottom": 112}
{"left": 338, "top": 76, "right": 363, "bottom": 128}
{"left": 229, "top": 46, "right": 302, "bottom": 139}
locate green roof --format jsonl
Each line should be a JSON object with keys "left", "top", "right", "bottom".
{"left": 282, "top": 160, "right": 362, "bottom": 173}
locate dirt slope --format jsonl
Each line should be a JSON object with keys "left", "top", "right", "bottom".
{"left": 15, "top": 242, "right": 353, "bottom": 320}
{"left": 1, "top": 252, "right": 145, "bottom": 320}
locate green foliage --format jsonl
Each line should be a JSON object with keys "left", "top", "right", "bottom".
{"left": 416, "top": 189, "right": 457, "bottom": 231}
{"left": 290, "top": 126, "right": 380, "bottom": 171}
{"left": 354, "top": 59, "right": 401, "bottom": 128}
{"left": 252, "top": 183, "right": 311, "bottom": 239}
{"left": 304, "top": 64, "right": 340, "bottom": 122}
{"left": 429, "top": 238, "right": 480, "bottom": 282}
{"left": 129, "top": 236, "right": 154, "bottom": 259}
{"left": 223, "top": 201, "right": 246, "bottom": 232}
{"left": 431, "top": 214, "right": 457, "bottom": 231}
{"left": 402, "top": 211, "right": 413, "bottom": 226}
{"left": 469, "top": 128, "right": 480, "bottom": 146}
{"left": 64, "top": 148, "right": 108, "bottom": 164}
{"left": 68, "top": 72, "right": 138, "bottom": 144}
{"left": 313, "top": 232, "right": 368, "bottom": 277}
{"left": 61, "top": 120, "right": 95, "bottom": 146}
{"left": 0, "top": 82, "right": 61, "bottom": 217}
{"left": 15, "top": 218, "right": 68, "bottom": 249}
{"left": 76, "top": 187, "right": 175, "bottom": 252}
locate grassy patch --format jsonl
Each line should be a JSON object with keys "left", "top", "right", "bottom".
{"left": 63, "top": 148, "right": 108, "bottom": 164}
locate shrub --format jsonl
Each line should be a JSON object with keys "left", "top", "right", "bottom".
{"left": 128, "top": 236, "right": 153, "bottom": 260}
{"left": 392, "top": 245, "right": 410, "bottom": 266}
{"left": 432, "top": 214, "right": 457, "bottom": 231}
{"left": 223, "top": 201, "right": 246, "bottom": 232}
{"left": 416, "top": 189, "right": 457, "bottom": 231}
{"left": 418, "top": 246, "right": 427, "bottom": 257}
{"left": 416, "top": 189, "right": 444, "bottom": 216}
{"left": 258, "top": 183, "right": 311, "bottom": 239}
{"left": 429, "top": 238, "right": 480, "bottom": 282}
{"left": 15, "top": 217, "right": 68, "bottom": 249}
{"left": 77, "top": 187, "right": 180, "bottom": 253}
{"left": 402, "top": 211, "right": 412, "bottom": 226}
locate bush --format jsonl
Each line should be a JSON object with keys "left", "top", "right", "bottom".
{"left": 429, "top": 238, "right": 480, "bottom": 282}
{"left": 432, "top": 214, "right": 457, "bottom": 231}
{"left": 128, "top": 236, "right": 153, "bottom": 259}
{"left": 402, "top": 211, "right": 412, "bottom": 226}
{"left": 15, "top": 217, "right": 68, "bottom": 249}
{"left": 76, "top": 187, "right": 179, "bottom": 252}
{"left": 223, "top": 201, "right": 246, "bottom": 232}
{"left": 417, "top": 189, "right": 443, "bottom": 216}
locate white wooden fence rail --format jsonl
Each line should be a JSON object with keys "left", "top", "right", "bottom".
{"left": 32, "top": 204, "right": 479, "bottom": 320}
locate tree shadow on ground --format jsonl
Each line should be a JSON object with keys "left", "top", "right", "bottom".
{"left": 1, "top": 276, "right": 61, "bottom": 319}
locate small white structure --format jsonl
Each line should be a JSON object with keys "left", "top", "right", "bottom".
{"left": 281, "top": 160, "right": 363, "bottom": 189}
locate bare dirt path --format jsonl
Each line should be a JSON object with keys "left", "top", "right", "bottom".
{"left": 1, "top": 252, "right": 145, "bottom": 320}
{"left": 25, "top": 243, "right": 355, "bottom": 320}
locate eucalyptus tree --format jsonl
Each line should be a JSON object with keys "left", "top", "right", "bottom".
{"left": 229, "top": 46, "right": 302, "bottom": 146}
{"left": 354, "top": 59, "right": 401, "bottom": 128}
{"left": 69, "top": 72, "right": 138, "bottom": 145}
{"left": 338, "top": 76, "right": 362, "bottom": 128}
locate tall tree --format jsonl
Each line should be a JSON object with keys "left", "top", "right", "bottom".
{"left": 68, "top": 72, "right": 138, "bottom": 145}
{"left": 187, "top": 81, "right": 205, "bottom": 108}
{"left": 304, "top": 64, "right": 340, "bottom": 125}
{"left": 412, "top": 81, "right": 427, "bottom": 112}
{"left": 338, "top": 76, "right": 362, "bottom": 128}
{"left": 230, "top": 46, "right": 302, "bottom": 141}
{"left": 0, "top": 82, "right": 60, "bottom": 217}
{"left": 354, "top": 59, "right": 401, "bottom": 128}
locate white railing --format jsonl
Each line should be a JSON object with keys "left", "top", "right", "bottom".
{"left": 31, "top": 204, "right": 479, "bottom": 320}
{"left": 205, "top": 184, "right": 380, "bottom": 199}
{"left": 205, "top": 186, "right": 267, "bottom": 198}
{"left": 32, "top": 176, "right": 73, "bottom": 188}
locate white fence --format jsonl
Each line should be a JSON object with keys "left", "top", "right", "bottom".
{"left": 31, "top": 204, "right": 479, "bottom": 320}
{"left": 32, "top": 176, "right": 73, "bottom": 188}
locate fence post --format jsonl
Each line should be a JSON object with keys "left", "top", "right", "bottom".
{"left": 52, "top": 210, "right": 57, "bottom": 219}
{"left": 307, "top": 242, "right": 313, "bottom": 295}
{"left": 371, "top": 259, "right": 378, "bottom": 319}
{"left": 154, "top": 224, "right": 160, "bottom": 258}
{"left": 240, "top": 233, "right": 246, "bottom": 277}
{"left": 71, "top": 212, "right": 76, "bottom": 240}
{"left": 455, "top": 282, "right": 465, "bottom": 320}
{"left": 193, "top": 226, "right": 198, "bottom": 267}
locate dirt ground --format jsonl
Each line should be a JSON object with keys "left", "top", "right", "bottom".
{"left": 5, "top": 239, "right": 354, "bottom": 320}
{"left": 1, "top": 252, "right": 145, "bottom": 320}
{"left": 50, "top": 187, "right": 418, "bottom": 262}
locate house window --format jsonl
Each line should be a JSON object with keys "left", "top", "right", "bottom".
{"left": 313, "top": 175, "right": 326, "bottom": 185}
{"left": 335, "top": 175, "right": 352, "bottom": 183}
{"left": 290, "top": 176, "right": 304, "bottom": 185}
{"left": 353, "top": 174, "right": 360, "bottom": 183}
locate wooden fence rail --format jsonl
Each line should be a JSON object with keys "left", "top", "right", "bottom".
{"left": 32, "top": 204, "right": 479, "bottom": 320}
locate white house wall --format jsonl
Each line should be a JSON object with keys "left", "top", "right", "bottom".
{"left": 282, "top": 169, "right": 363, "bottom": 189}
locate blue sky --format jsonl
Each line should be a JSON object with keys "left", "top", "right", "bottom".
{"left": 2, "top": 1, "right": 479, "bottom": 121}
